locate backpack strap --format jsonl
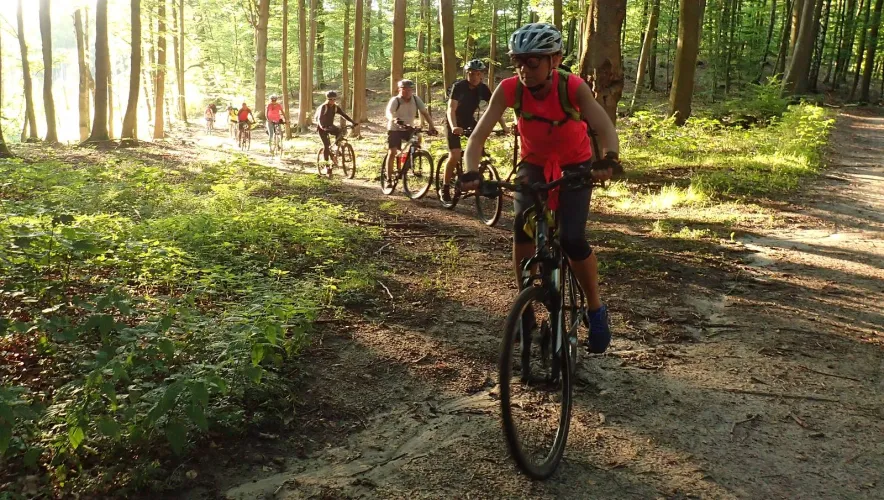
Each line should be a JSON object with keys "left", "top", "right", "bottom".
{"left": 394, "top": 97, "right": 401, "bottom": 112}
{"left": 513, "top": 69, "right": 581, "bottom": 126}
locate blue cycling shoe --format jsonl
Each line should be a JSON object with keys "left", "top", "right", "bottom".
{"left": 585, "top": 304, "right": 612, "bottom": 353}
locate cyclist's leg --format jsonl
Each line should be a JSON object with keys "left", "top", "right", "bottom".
{"left": 326, "top": 125, "right": 341, "bottom": 164}
{"left": 386, "top": 132, "right": 403, "bottom": 184}
{"left": 319, "top": 130, "right": 332, "bottom": 160}
{"left": 512, "top": 163, "right": 545, "bottom": 332}
{"left": 443, "top": 126, "right": 463, "bottom": 186}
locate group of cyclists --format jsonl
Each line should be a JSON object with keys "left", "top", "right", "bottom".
{"left": 199, "top": 23, "right": 621, "bottom": 353}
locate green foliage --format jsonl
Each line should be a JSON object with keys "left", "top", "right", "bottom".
{"left": 0, "top": 155, "right": 378, "bottom": 493}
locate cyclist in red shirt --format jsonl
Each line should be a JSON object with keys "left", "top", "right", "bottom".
{"left": 265, "top": 95, "right": 285, "bottom": 142}
{"left": 237, "top": 103, "right": 255, "bottom": 140}
{"left": 460, "top": 23, "right": 621, "bottom": 353}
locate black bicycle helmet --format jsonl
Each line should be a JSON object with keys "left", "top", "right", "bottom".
{"left": 464, "top": 59, "right": 487, "bottom": 71}
{"left": 326, "top": 91, "right": 338, "bottom": 98}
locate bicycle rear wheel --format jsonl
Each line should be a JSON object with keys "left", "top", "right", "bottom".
{"left": 316, "top": 148, "right": 330, "bottom": 176}
{"left": 434, "top": 154, "right": 461, "bottom": 209}
{"left": 340, "top": 142, "right": 356, "bottom": 179}
{"left": 499, "top": 286, "right": 573, "bottom": 480}
{"left": 475, "top": 162, "right": 502, "bottom": 226}
{"left": 380, "top": 153, "right": 396, "bottom": 195}
{"left": 403, "top": 150, "right": 434, "bottom": 200}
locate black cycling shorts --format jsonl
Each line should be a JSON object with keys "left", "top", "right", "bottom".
{"left": 512, "top": 161, "right": 594, "bottom": 261}
{"left": 387, "top": 130, "right": 414, "bottom": 150}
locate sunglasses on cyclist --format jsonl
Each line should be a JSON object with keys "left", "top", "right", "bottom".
{"left": 510, "top": 55, "right": 546, "bottom": 70}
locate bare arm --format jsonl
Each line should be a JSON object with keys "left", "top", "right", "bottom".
{"left": 465, "top": 84, "right": 508, "bottom": 173}
{"left": 447, "top": 99, "right": 459, "bottom": 130}
{"left": 575, "top": 82, "right": 619, "bottom": 155}
{"left": 385, "top": 98, "right": 396, "bottom": 122}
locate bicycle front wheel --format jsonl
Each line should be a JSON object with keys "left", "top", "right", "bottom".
{"left": 562, "top": 261, "right": 587, "bottom": 375}
{"left": 499, "top": 286, "right": 572, "bottom": 480}
{"left": 341, "top": 142, "right": 356, "bottom": 179}
{"left": 475, "top": 162, "right": 502, "bottom": 226}
{"left": 403, "top": 150, "right": 434, "bottom": 200}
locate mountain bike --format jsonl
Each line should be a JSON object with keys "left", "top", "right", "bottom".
{"left": 238, "top": 122, "right": 253, "bottom": 151}
{"left": 479, "top": 166, "right": 610, "bottom": 480}
{"left": 434, "top": 128, "right": 505, "bottom": 226}
{"left": 316, "top": 125, "right": 356, "bottom": 179}
{"left": 380, "top": 124, "right": 436, "bottom": 199}
{"left": 269, "top": 121, "right": 284, "bottom": 157}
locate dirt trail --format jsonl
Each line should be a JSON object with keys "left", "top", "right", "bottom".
{"left": 177, "top": 108, "right": 883, "bottom": 499}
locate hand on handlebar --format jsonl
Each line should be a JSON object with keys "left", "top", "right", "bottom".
{"left": 452, "top": 126, "right": 464, "bottom": 136}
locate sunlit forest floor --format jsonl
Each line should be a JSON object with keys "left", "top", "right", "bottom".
{"left": 1, "top": 89, "right": 882, "bottom": 497}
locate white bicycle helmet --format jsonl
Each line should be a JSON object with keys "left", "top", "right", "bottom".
{"left": 508, "top": 23, "right": 563, "bottom": 56}
{"left": 464, "top": 59, "right": 487, "bottom": 71}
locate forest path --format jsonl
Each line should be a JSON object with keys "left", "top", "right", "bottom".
{"left": 178, "top": 108, "right": 883, "bottom": 499}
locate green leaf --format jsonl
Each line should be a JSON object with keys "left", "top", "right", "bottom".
{"left": 68, "top": 426, "right": 85, "bottom": 450}
{"left": 165, "top": 420, "right": 188, "bottom": 455}
{"left": 52, "top": 214, "right": 76, "bottom": 225}
{"left": 251, "top": 344, "right": 265, "bottom": 366}
{"left": 158, "top": 338, "right": 175, "bottom": 358}
{"left": 244, "top": 365, "right": 263, "bottom": 383}
{"left": 190, "top": 381, "right": 209, "bottom": 407}
{"left": 23, "top": 446, "right": 42, "bottom": 468}
{"left": 0, "top": 424, "right": 11, "bottom": 455}
{"left": 158, "top": 315, "right": 174, "bottom": 332}
{"left": 185, "top": 403, "right": 208, "bottom": 432}
{"left": 97, "top": 417, "right": 121, "bottom": 440}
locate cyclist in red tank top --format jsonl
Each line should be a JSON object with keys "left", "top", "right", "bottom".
{"left": 461, "top": 23, "right": 621, "bottom": 353}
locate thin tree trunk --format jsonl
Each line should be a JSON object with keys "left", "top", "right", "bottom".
{"left": 75, "top": 10, "right": 90, "bottom": 141}
{"left": 153, "top": 0, "right": 166, "bottom": 139}
{"left": 121, "top": 0, "right": 141, "bottom": 142}
{"left": 316, "top": 20, "right": 325, "bottom": 89}
{"left": 578, "top": 0, "right": 626, "bottom": 123}
{"left": 517, "top": 0, "right": 523, "bottom": 27}
{"left": 665, "top": 0, "right": 678, "bottom": 89}
{"left": 142, "top": 47, "right": 153, "bottom": 120}
{"left": 308, "top": 0, "right": 318, "bottom": 112}
{"left": 358, "top": 0, "right": 372, "bottom": 123}
{"left": 760, "top": 0, "right": 778, "bottom": 76}
{"left": 18, "top": 0, "right": 38, "bottom": 141}
{"left": 791, "top": 0, "right": 805, "bottom": 51}
{"left": 669, "top": 0, "right": 703, "bottom": 125}
{"left": 840, "top": 0, "right": 864, "bottom": 84}
{"left": 283, "top": 0, "right": 292, "bottom": 139}
{"left": 342, "top": 0, "right": 351, "bottom": 116}
{"left": 255, "top": 0, "right": 270, "bottom": 120}
{"left": 648, "top": 0, "right": 659, "bottom": 89}
{"left": 352, "top": 0, "right": 364, "bottom": 126}
{"left": 298, "top": 0, "right": 309, "bottom": 132}
{"left": 39, "top": 0, "right": 58, "bottom": 143}
{"left": 177, "top": 0, "right": 186, "bottom": 123}
{"left": 783, "top": 0, "right": 817, "bottom": 92}
{"left": 554, "top": 0, "right": 563, "bottom": 29}
{"left": 172, "top": 1, "right": 181, "bottom": 122}
{"left": 859, "top": 0, "right": 884, "bottom": 100}
{"left": 632, "top": 0, "right": 661, "bottom": 110}
{"left": 849, "top": 0, "right": 874, "bottom": 97}
{"left": 809, "top": 0, "right": 831, "bottom": 90}
{"left": 489, "top": 1, "right": 499, "bottom": 86}
{"left": 439, "top": 0, "right": 458, "bottom": 90}
{"left": 464, "top": 0, "right": 475, "bottom": 59}
{"left": 392, "top": 0, "right": 406, "bottom": 95}
{"left": 89, "top": 0, "right": 110, "bottom": 141}
{"left": 107, "top": 52, "right": 115, "bottom": 138}
{"left": 417, "top": 0, "right": 427, "bottom": 105}
{"left": 833, "top": 0, "right": 857, "bottom": 86}
{"left": 0, "top": 30, "right": 12, "bottom": 157}
{"left": 775, "top": 0, "right": 793, "bottom": 73}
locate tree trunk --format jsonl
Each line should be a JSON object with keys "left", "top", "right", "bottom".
{"left": 352, "top": 0, "right": 365, "bottom": 125}
{"left": 665, "top": 0, "right": 678, "bottom": 89}
{"left": 39, "top": 0, "right": 58, "bottom": 143}
{"left": 121, "top": 0, "right": 141, "bottom": 142}
{"left": 783, "top": 0, "right": 817, "bottom": 93}
{"left": 298, "top": 0, "right": 309, "bottom": 132}
{"left": 517, "top": 0, "right": 523, "bottom": 27}
{"left": 631, "top": 0, "right": 661, "bottom": 110}
{"left": 177, "top": 0, "right": 186, "bottom": 123}
{"left": 440, "top": 0, "right": 458, "bottom": 90}
{"left": 18, "top": 0, "right": 39, "bottom": 141}
{"left": 283, "top": 0, "right": 293, "bottom": 139}
{"left": 308, "top": 0, "right": 318, "bottom": 113}
{"left": 464, "top": 0, "right": 475, "bottom": 60}
{"left": 809, "top": 0, "right": 831, "bottom": 90}
{"left": 255, "top": 0, "right": 270, "bottom": 120}
{"left": 358, "top": 0, "right": 372, "bottom": 123}
{"left": 88, "top": 0, "right": 110, "bottom": 141}
{"left": 417, "top": 0, "right": 427, "bottom": 104}
{"left": 669, "top": 0, "right": 703, "bottom": 125}
{"left": 391, "top": 0, "right": 406, "bottom": 95}
{"left": 775, "top": 0, "right": 793, "bottom": 73}
{"left": 859, "top": 0, "right": 884, "bottom": 100}
{"left": 554, "top": 0, "right": 563, "bottom": 29}
{"left": 760, "top": 0, "right": 778, "bottom": 76}
{"left": 142, "top": 47, "right": 153, "bottom": 120}
{"left": 648, "top": 0, "right": 659, "bottom": 89}
{"left": 343, "top": 0, "right": 351, "bottom": 115}
{"left": 849, "top": 0, "right": 873, "bottom": 97}
{"left": 153, "top": 0, "right": 166, "bottom": 139}
{"left": 578, "top": 0, "right": 626, "bottom": 123}
{"left": 316, "top": 20, "right": 325, "bottom": 89}
{"left": 833, "top": 0, "right": 858, "bottom": 86}
{"left": 791, "top": 0, "right": 805, "bottom": 51}
{"left": 489, "top": 1, "right": 499, "bottom": 86}
{"left": 107, "top": 51, "right": 115, "bottom": 138}
{"left": 0, "top": 30, "right": 12, "bottom": 157}
{"left": 75, "top": 10, "right": 90, "bottom": 141}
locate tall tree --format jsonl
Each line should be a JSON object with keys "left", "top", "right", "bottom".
{"left": 669, "top": 0, "right": 704, "bottom": 125}
{"left": 0, "top": 27, "right": 12, "bottom": 157}
{"left": 17, "top": 0, "right": 38, "bottom": 142}
{"left": 255, "top": 0, "right": 271, "bottom": 120}
{"left": 849, "top": 0, "right": 873, "bottom": 97}
{"left": 833, "top": 0, "right": 860, "bottom": 86}
{"left": 489, "top": 1, "right": 499, "bottom": 86}
{"left": 342, "top": 0, "right": 351, "bottom": 116}
{"left": 88, "top": 0, "right": 111, "bottom": 141}
{"left": 107, "top": 49, "right": 115, "bottom": 138}
{"left": 352, "top": 0, "right": 365, "bottom": 125}
{"left": 760, "top": 0, "right": 778, "bottom": 76}
{"left": 358, "top": 0, "right": 373, "bottom": 122}
{"left": 75, "top": 10, "right": 91, "bottom": 141}
{"left": 176, "top": 0, "right": 187, "bottom": 123}
{"left": 39, "top": 0, "right": 58, "bottom": 143}
{"left": 578, "top": 0, "right": 626, "bottom": 123}
{"left": 783, "top": 0, "right": 817, "bottom": 93}
{"left": 298, "top": 0, "right": 309, "bottom": 131}
{"left": 391, "top": 0, "right": 407, "bottom": 95}
{"left": 153, "top": 0, "right": 166, "bottom": 139}
{"left": 809, "top": 0, "right": 832, "bottom": 90}
{"left": 632, "top": 0, "right": 661, "bottom": 110}
{"left": 859, "top": 0, "right": 884, "bottom": 100}
{"left": 439, "top": 0, "right": 458, "bottom": 89}
{"left": 791, "top": 0, "right": 805, "bottom": 50}
{"left": 121, "top": 0, "right": 141, "bottom": 142}
{"left": 316, "top": 20, "right": 325, "bottom": 89}
{"left": 775, "top": 0, "right": 794, "bottom": 74}
{"left": 554, "top": 0, "right": 563, "bottom": 29}
{"left": 283, "top": 0, "right": 293, "bottom": 139}
{"left": 308, "top": 0, "right": 318, "bottom": 113}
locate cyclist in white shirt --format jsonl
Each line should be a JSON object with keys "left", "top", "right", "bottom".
{"left": 384, "top": 79, "right": 438, "bottom": 188}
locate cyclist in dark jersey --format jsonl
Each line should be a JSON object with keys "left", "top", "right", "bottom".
{"left": 460, "top": 23, "right": 621, "bottom": 353}
{"left": 314, "top": 91, "right": 356, "bottom": 170}
{"left": 439, "top": 59, "right": 510, "bottom": 201}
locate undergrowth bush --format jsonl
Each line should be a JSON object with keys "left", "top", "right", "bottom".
{"left": 0, "top": 156, "right": 379, "bottom": 494}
